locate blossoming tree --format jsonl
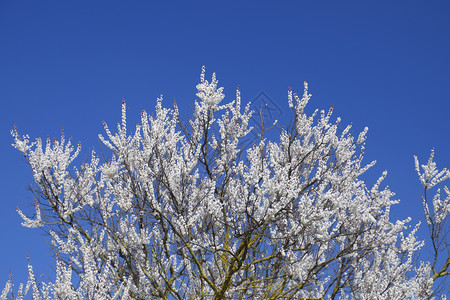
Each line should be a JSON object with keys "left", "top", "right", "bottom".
{"left": 4, "top": 68, "right": 449, "bottom": 299}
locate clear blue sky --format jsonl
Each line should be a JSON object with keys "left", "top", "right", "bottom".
{"left": 1, "top": 0, "right": 449, "bottom": 287}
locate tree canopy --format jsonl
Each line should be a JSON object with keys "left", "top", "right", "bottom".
{"left": 4, "top": 68, "right": 449, "bottom": 299}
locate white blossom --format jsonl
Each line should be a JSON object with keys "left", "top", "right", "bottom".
{"left": 5, "top": 69, "right": 449, "bottom": 299}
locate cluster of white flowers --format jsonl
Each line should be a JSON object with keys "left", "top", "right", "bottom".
{"left": 4, "top": 68, "right": 449, "bottom": 299}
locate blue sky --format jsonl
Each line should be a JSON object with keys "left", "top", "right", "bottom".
{"left": 1, "top": 0, "right": 450, "bottom": 287}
